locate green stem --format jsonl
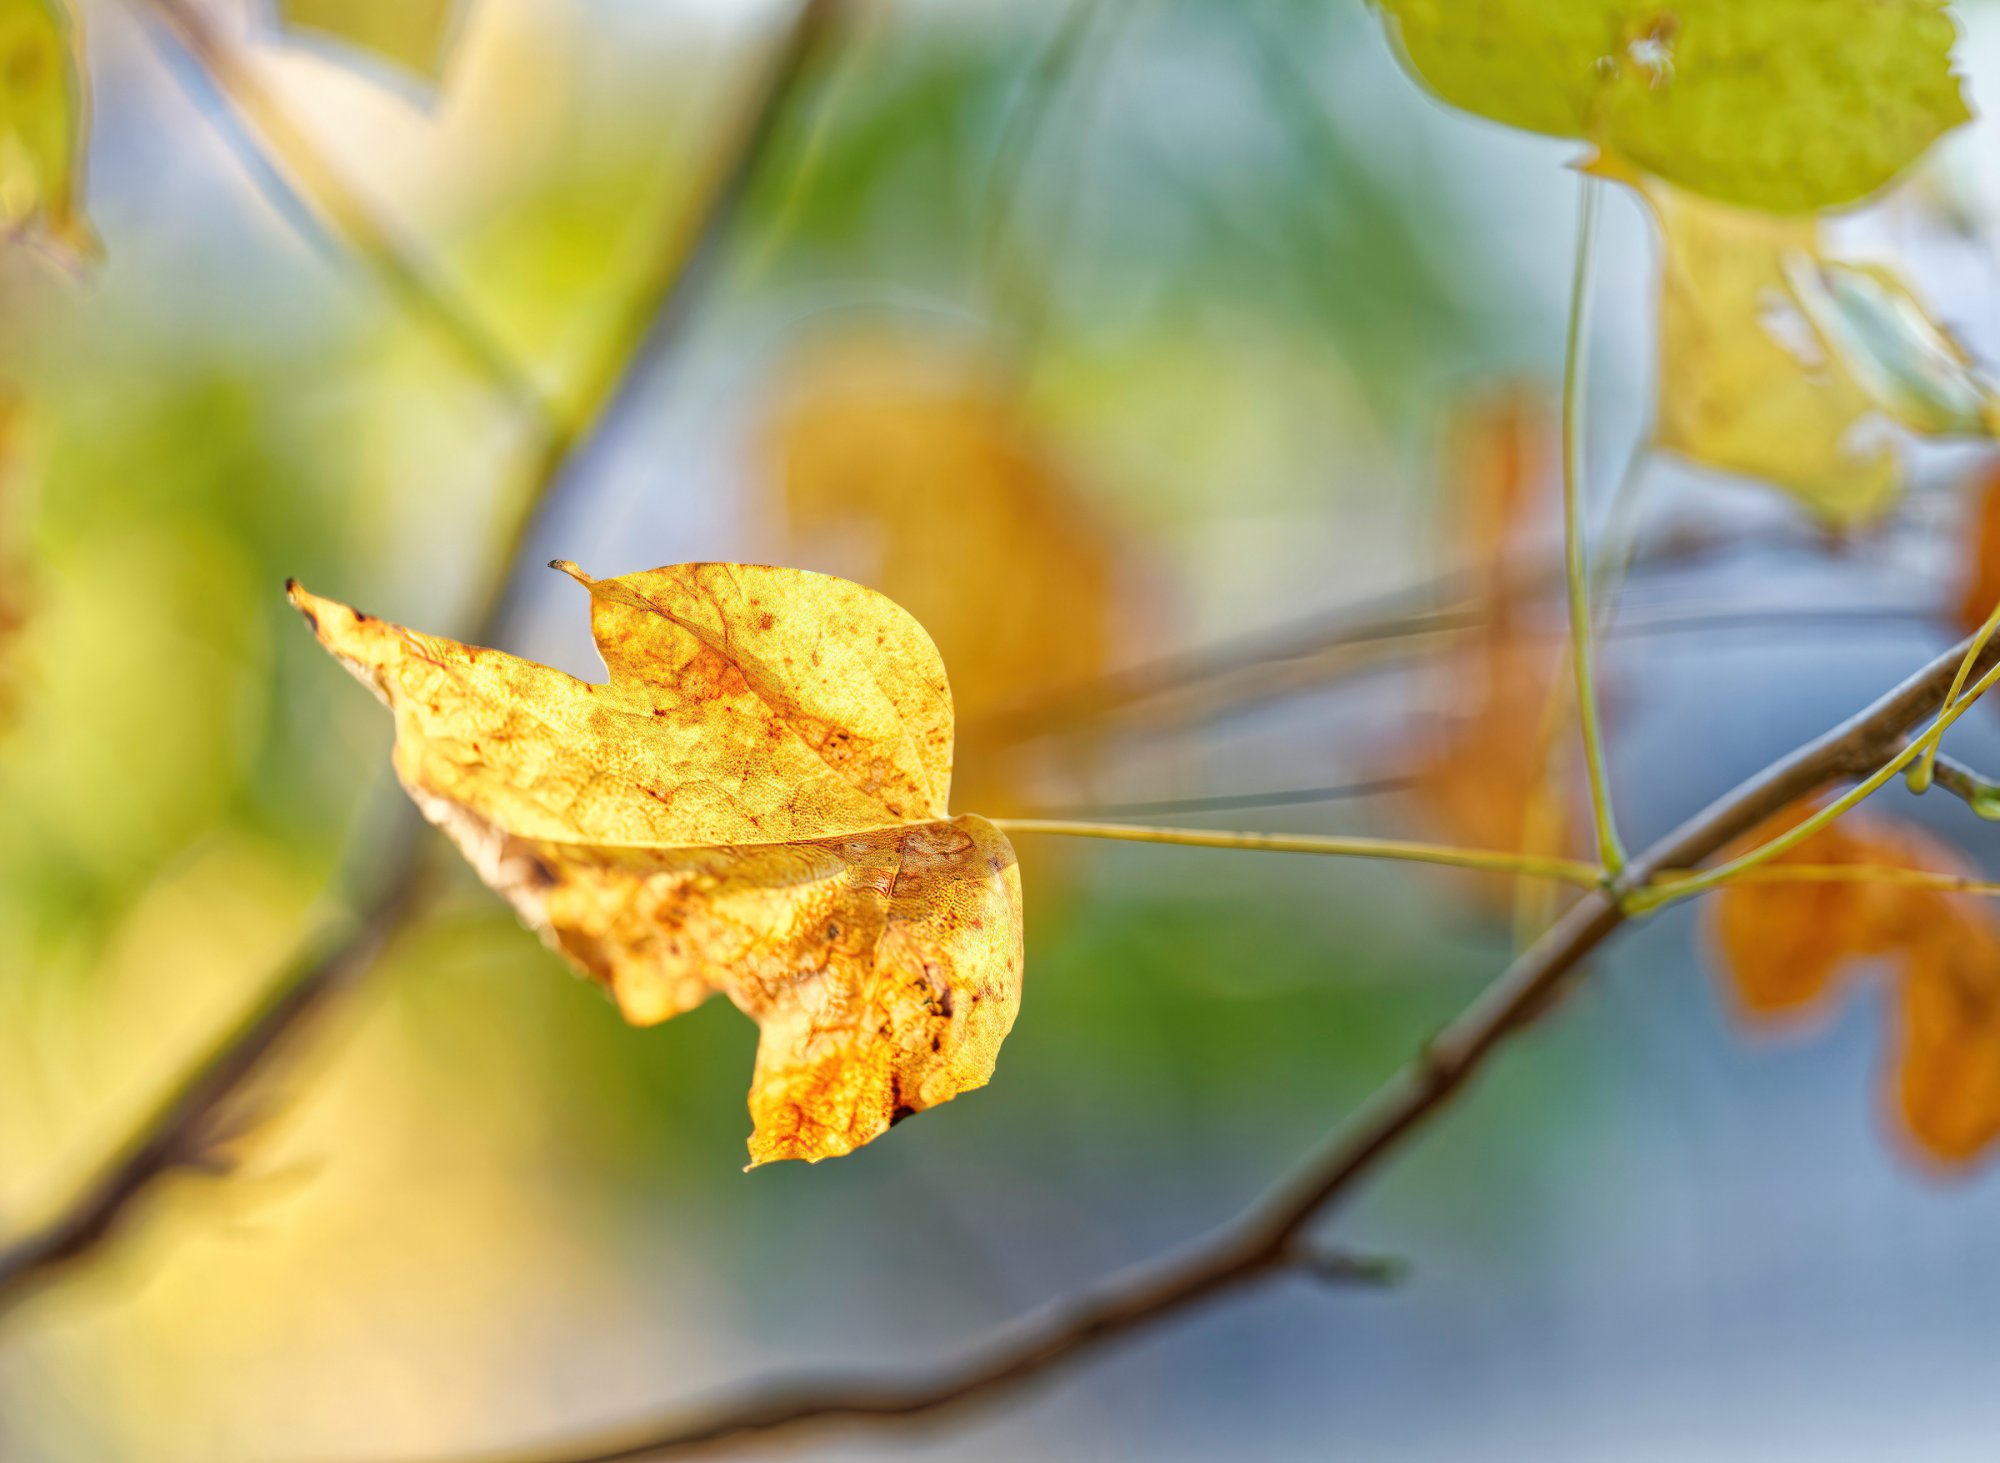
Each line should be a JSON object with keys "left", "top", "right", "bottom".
{"left": 1714, "top": 864, "right": 2000, "bottom": 897}
{"left": 1562, "top": 176, "right": 1626, "bottom": 876}
{"left": 1921, "top": 751, "right": 2000, "bottom": 821}
{"left": 1910, "top": 594, "right": 2000, "bottom": 793}
{"left": 1628, "top": 658, "right": 2000, "bottom": 912}
{"left": 1510, "top": 438, "right": 1653, "bottom": 948}
{"left": 991, "top": 819, "right": 1605, "bottom": 886}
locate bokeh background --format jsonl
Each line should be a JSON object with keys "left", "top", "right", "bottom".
{"left": 8, "top": 1, "right": 2000, "bottom": 1459}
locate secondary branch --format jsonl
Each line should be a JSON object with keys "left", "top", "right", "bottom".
{"left": 412, "top": 626, "right": 2000, "bottom": 1463}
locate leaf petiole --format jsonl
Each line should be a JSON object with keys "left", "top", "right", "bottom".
{"left": 990, "top": 820, "right": 1605, "bottom": 886}
{"left": 1561, "top": 174, "right": 1628, "bottom": 877}
{"left": 1909, "top": 595, "right": 2000, "bottom": 794}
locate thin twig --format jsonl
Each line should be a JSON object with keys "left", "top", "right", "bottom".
{"left": 1919, "top": 751, "right": 2000, "bottom": 819}
{"left": 0, "top": 862, "right": 427, "bottom": 1305}
{"left": 1716, "top": 864, "right": 2000, "bottom": 897}
{"left": 964, "top": 521, "right": 1817, "bottom": 749}
{"left": 383, "top": 631, "right": 2000, "bottom": 1463}
{"left": 0, "top": 0, "right": 841, "bottom": 1316}
{"left": 1022, "top": 775, "right": 1413, "bottom": 819}
{"left": 1558, "top": 175, "right": 1625, "bottom": 874}
{"left": 1912, "top": 594, "right": 2000, "bottom": 792}
{"left": 128, "top": 0, "right": 554, "bottom": 427}
{"left": 993, "top": 819, "right": 1604, "bottom": 886}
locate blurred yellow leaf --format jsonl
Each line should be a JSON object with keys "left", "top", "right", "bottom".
{"left": 278, "top": 0, "right": 457, "bottom": 82}
{"left": 1706, "top": 802, "right": 2000, "bottom": 1167}
{"left": 1375, "top": 0, "right": 1969, "bottom": 213}
{"left": 763, "top": 334, "right": 1132, "bottom": 812}
{"left": 289, "top": 562, "right": 1023, "bottom": 1166}
{"left": 1639, "top": 179, "right": 1902, "bottom": 528}
{"left": 0, "top": 0, "right": 93, "bottom": 258}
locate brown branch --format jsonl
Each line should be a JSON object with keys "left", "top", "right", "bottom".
{"left": 0, "top": 0, "right": 841, "bottom": 1317}
{"left": 406, "top": 628, "right": 2000, "bottom": 1463}
{"left": 0, "top": 839, "right": 427, "bottom": 1305}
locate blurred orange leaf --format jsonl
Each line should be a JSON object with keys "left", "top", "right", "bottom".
{"left": 1451, "top": 380, "right": 1550, "bottom": 606}
{"left": 290, "top": 562, "right": 1023, "bottom": 1166}
{"left": 1409, "top": 386, "right": 1577, "bottom": 902}
{"left": 1410, "top": 633, "right": 1569, "bottom": 874}
{"left": 1896, "top": 906, "right": 2000, "bottom": 1164}
{"left": 763, "top": 334, "right": 1135, "bottom": 813}
{"left": 1956, "top": 460, "right": 2000, "bottom": 636}
{"left": 1706, "top": 801, "right": 2000, "bottom": 1167}
{"left": 1708, "top": 805, "right": 1930, "bottom": 1021}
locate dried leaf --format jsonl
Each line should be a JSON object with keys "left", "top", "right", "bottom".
{"left": 277, "top": 0, "right": 458, "bottom": 83}
{"left": 289, "top": 562, "right": 1024, "bottom": 1165}
{"left": 762, "top": 334, "right": 1131, "bottom": 813}
{"left": 1707, "top": 806, "right": 1931, "bottom": 1022}
{"left": 1895, "top": 906, "right": 2000, "bottom": 1164}
{"left": 1706, "top": 802, "right": 2000, "bottom": 1167}
{"left": 0, "top": 0, "right": 93, "bottom": 258}
{"left": 1375, "top": 0, "right": 1969, "bottom": 213}
{"left": 1639, "top": 178, "right": 1901, "bottom": 528}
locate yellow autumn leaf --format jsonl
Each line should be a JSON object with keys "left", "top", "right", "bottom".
{"left": 0, "top": 0, "right": 92, "bottom": 257}
{"left": 288, "top": 561, "right": 1024, "bottom": 1166}
{"left": 1638, "top": 178, "right": 1902, "bottom": 528}
{"left": 277, "top": 0, "right": 458, "bottom": 82}
{"left": 1375, "top": 0, "right": 1969, "bottom": 214}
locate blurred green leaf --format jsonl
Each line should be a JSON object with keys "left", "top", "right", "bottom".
{"left": 1375, "top": 0, "right": 1971, "bottom": 212}
{"left": 278, "top": 0, "right": 458, "bottom": 83}
{"left": 0, "top": 0, "right": 93, "bottom": 256}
